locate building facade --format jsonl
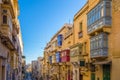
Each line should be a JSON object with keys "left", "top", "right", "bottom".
{"left": 43, "top": 23, "right": 73, "bottom": 80}
{"left": 0, "top": 0, "right": 24, "bottom": 80}
{"left": 72, "top": 0, "right": 120, "bottom": 80}
{"left": 22, "top": 55, "right": 26, "bottom": 80}
{"left": 31, "top": 60, "right": 39, "bottom": 80}
{"left": 42, "top": 0, "right": 120, "bottom": 80}
{"left": 37, "top": 57, "right": 43, "bottom": 80}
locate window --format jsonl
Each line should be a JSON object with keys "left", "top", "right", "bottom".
{"left": 79, "top": 22, "right": 82, "bottom": 32}
{"left": 101, "top": 7, "right": 104, "bottom": 17}
{"left": 106, "top": 6, "right": 111, "bottom": 16}
{"left": 84, "top": 42, "right": 87, "bottom": 53}
{"left": 3, "top": 10, "right": 7, "bottom": 14}
{"left": 90, "top": 64, "right": 95, "bottom": 72}
{"left": 80, "top": 60, "right": 85, "bottom": 67}
{"left": 57, "top": 34, "right": 63, "bottom": 46}
{"left": 105, "top": 2, "right": 111, "bottom": 16}
{"left": 98, "top": 36, "right": 102, "bottom": 48}
{"left": 78, "top": 22, "right": 83, "bottom": 38}
{"left": 3, "top": 15, "right": 7, "bottom": 24}
{"left": 79, "top": 46, "right": 83, "bottom": 55}
{"left": 98, "top": 6, "right": 101, "bottom": 19}
{"left": 55, "top": 41, "right": 57, "bottom": 47}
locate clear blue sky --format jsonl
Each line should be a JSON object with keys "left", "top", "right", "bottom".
{"left": 18, "top": 0, "right": 87, "bottom": 64}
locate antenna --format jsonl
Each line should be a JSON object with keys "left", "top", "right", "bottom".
{"left": 69, "top": 19, "right": 71, "bottom": 24}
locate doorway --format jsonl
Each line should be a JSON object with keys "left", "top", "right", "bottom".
{"left": 91, "top": 73, "right": 95, "bottom": 80}
{"left": 2, "top": 66, "right": 5, "bottom": 80}
{"left": 80, "top": 74, "right": 83, "bottom": 80}
{"left": 103, "top": 65, "right": 110, "bottom": 80}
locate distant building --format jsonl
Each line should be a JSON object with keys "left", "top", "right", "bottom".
{"left": 26, "top": 64, "right": 32, "bottom": 73}
{"left": 32, "top": 60, "right": 38, "bottom": 80}
{"left": 22, "top": 55, "right": 26, "bottom": 80}
{"left": 37, "top": 57, "right": 43, "bottom": 80}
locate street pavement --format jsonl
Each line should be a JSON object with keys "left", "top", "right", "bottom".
{"left": 25, "top": 73, "right": 32, "bottom": 80}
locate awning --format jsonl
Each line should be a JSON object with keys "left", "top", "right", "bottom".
{"left": 93, "top": 60, "right": 111, "bottom": 65}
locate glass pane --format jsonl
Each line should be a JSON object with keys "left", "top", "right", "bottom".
{"left": 106, "top": 7, "right": 111, "bottom": 16}
{"left": 101, "top": 7, "right": 104, "bottom": 17}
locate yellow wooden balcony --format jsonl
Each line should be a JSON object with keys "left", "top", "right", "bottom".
{"left": 0, "top": 24, "right": 15, "bottom": 50}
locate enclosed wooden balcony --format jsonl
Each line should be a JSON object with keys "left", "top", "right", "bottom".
{"left": 90, "top": 48, "right": 108, "bottom": 58}
{"left": 87, "top": 16, "right": 111, "bottom": 35}
{"left": 70, "top": 43, "right": 84, "bottom": 62}
{"left": 61, "top": 49, "right": 70, "bottom": 62}
{"left": 56, "top": 52, "right": 61, "bottom": 63}
{"left": 52, "top": 55, "right": 56, "bottom": 64}
{"left": 0, "top": 24, "right": 15, "bottom": 50}
{"left": 90, "top": 32, "right": 108, "bottom": 59}
{"left": 87, "top": 0, "right": 112, "bottom": 35}
{"left": 0, "top": 25, "right": 18, "bottom": 52}
{"left": 2, "top": 0, "right": 16, "bottom": 18}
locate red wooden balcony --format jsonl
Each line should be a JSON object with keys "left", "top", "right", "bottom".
{"left": 61, "top": 49, "right": 70, "bottom": 62}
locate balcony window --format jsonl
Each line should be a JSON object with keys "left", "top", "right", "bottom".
{"left": 52, "top": 55, "right": 56, "bottom": 63}
{"left": 87, "top": 0, "right": 111, "bottom": 33}
{"left": 49, "top": 56, "right": 52, "bottom": 64}
{"left": 90, "top": 33, "right": 108, "bottom": 58}
{"left": 56, "top": 52, "right": 61, "bottom": 62}
{"left": 3, "top": 15, "right": 7, "bottom": 24}
{"left": 105, "top": 2, "right": 111, "bottom": 16}
{"left": 57, "top": 34, "right": 63, "bottom": 46}
{"left": 78, "top": 32, "right": 83, "bottom": 38}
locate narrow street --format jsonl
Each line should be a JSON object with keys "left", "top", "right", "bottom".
{"left": 25, "top": 73, "right": 32, "bottom": 80}
{"left": 0, "top": 0, "right": 120, "bottom": 80}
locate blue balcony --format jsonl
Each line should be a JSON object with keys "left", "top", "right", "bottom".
{"left": 56, "top": 52, "right": 61, "bottom": 63}
{"left": 49, "top": 56, "right": 52, "bottom": 64}
{"left": 88, "top": 16, "right": 111, "bottom": 33}
{"left": 57, "top": 34, "right": 63, "bottom": 46}
{"left": 90, "top": 33, "right": 108, "bottom": 58}
{"left": 87, "top": 0, "right": 111, "bottom": 34}
{"left": 90, "top": 48, "right": 108, "bottom": 58}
